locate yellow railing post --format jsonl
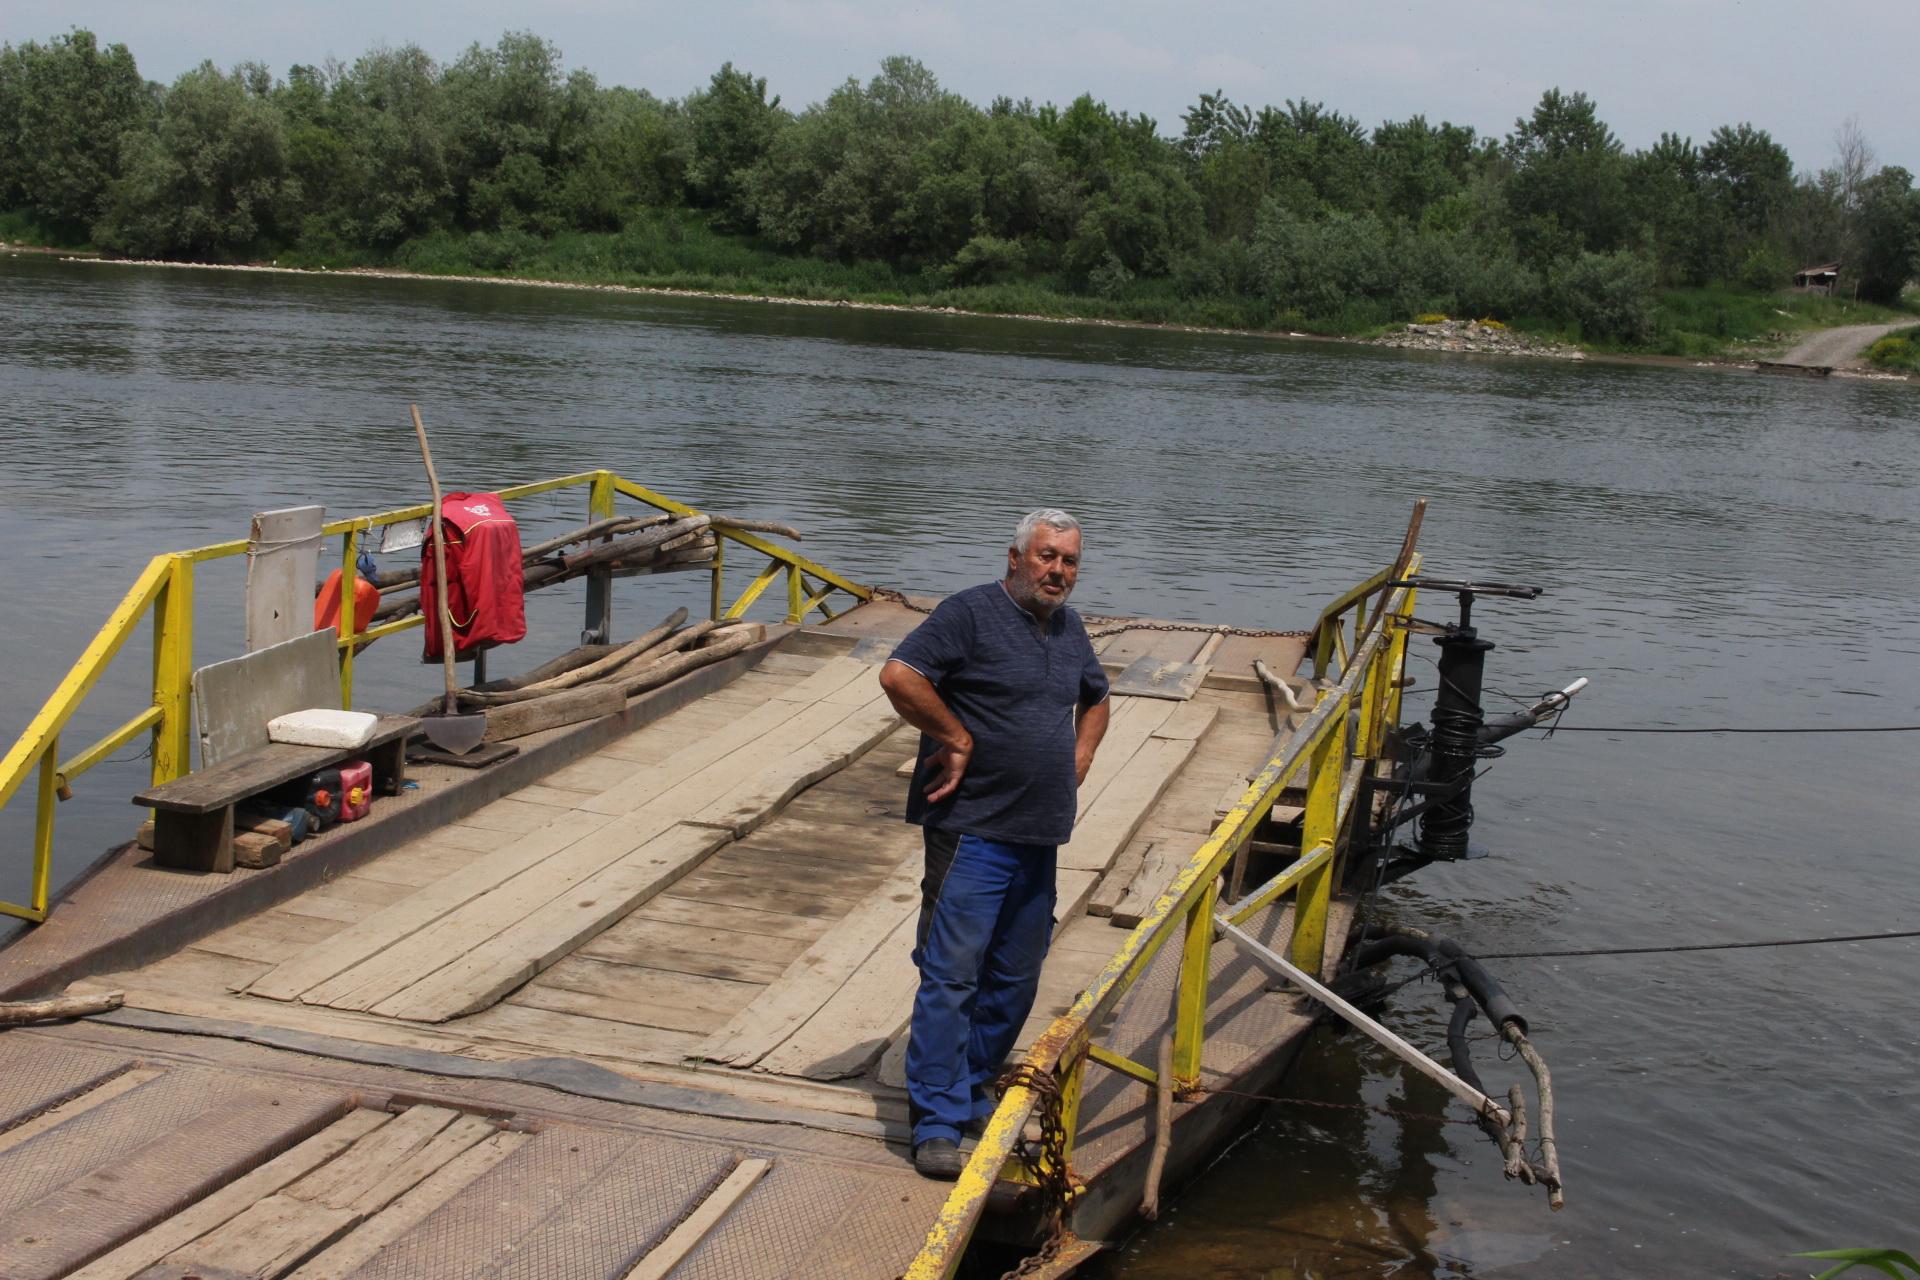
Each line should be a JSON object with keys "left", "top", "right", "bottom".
{"left": 1384, "top": 587, "right": 1416, "bottom": 730}
{"left": 151, "top": 555, "right": 194, "bottom": 786}
{"left": 785, "top": 563, "right": 803, "bottom": 624}
{"left": 1290, "top": 700, "right": 1345, "bottom": 975}
{"left": 709, "top": 535, "right": 725, "bottom": 622}
{"left": 583, "top": 470, "right": 616, "bottom": 643}
{"left": 1056, "top": 1055, "right": 1087, "bottom": 1167}
{"left": 29, "top": 740, "right": 57, "bottom": 917}
{"left": 1170, "top": 880, "right": 1218, "bottom": 1088}
{"left": 337, "top": 527, "right": 360, "bottom": 710}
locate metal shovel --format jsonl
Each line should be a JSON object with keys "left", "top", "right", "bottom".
{"left": 410, "top": 404, "right": 488, "bottom": 755}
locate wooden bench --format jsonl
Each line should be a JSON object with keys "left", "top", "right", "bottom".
{"left": 131, "top": 716, "right": 418, "bottom": 873}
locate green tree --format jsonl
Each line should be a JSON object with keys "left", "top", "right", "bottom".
{"left": 0, "top": 30, "right": 153, "bottom": 236}
{"left": 683, "top": 63, "right": 784, "bottom": 231}
{"left": 1371, "top": 116, "right": 1478, "bottom": 225}
{"left": 94, "top": 61, "right": 296, "bottom": 258}
{"left": 747, "top": 57, "right": 976, "bottom": 264}
{"left": 1853, "top": 166, "right": 1919, "bottom": 304}
{"left": 1503, "top": 89, "right": 1628, "bottom": 263}
{"left": 324, "top": 46, "right": 450, "bottom": 245}
{"left": 1253, "top": 100, "right": 1374, "bottom": 216}
{"left": 1700, "top": 123, "right": 1792, "bottom": 239}
{"left": 438, "top": 31, "right": 593, "bottom": 233}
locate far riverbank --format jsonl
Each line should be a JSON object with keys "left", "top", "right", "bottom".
{"left": 17, "top": 248, "right": 1911, "bottom": 383}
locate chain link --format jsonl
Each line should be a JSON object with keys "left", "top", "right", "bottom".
{"left": 993, "top": 1063, "right": 1074, "bottom": 1280}
{"left": 867, "top": 587, "right": 1309, "bottom": 642}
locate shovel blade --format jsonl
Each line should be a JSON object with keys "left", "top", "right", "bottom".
{"left": 420, "top": 711, "right": 488, "bottom": 756}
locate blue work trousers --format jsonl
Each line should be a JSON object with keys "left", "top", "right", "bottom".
{"left": 906, "top": 828, "right": 1056, "bottom": 1147}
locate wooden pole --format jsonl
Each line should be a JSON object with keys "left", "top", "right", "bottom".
{"left": 0, "top": 991, "right": 123, "bottom": 1026}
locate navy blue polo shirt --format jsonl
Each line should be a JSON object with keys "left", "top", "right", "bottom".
{"left": 888, "top": 582, "right": 1111, "bottom": 847}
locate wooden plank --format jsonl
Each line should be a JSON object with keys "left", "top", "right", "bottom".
{"left": 510, "top": 782, "right": 603, "bottom": 811}
{"left": 1152, "top": 700, "right": 1219, "bottom": 742}
{"left": 159, "top": 1192, "right": 359, "bottom": 1278}
{"left": 510, "top": 958, "right": 759, "bottom": 1036}
{"left": 766, "top": 656, "right": 871, "bottom": 704}
{"left": 1059, "top": 736, "right": 1199, "bottom": 872}
{"left": 249, "top": 810, "right": 617, "bottom": 1004}
{"left": 636, "top": 894, "right": 836, "bottom": 942}
{"left": 64, "top": 1111, "right": 391, "bottom": 1280}
{"left": 69, "top": 980, "right": 482, "bottom": 1058}
{"left": 193, "top": 911, "right": 345, "bottom": 966}
{"left": 1087, "top": 838, "right": 1153, "bottom": 917}
{"left": 541, "top": 753, "right": 648, "bottom": 793}
{"left": 337, "top": 1113, "right": 495, "bottom": 1215}
{"left": 458, "top": 1002, "right": 701, "bottom": 1065}
{"left": 457, "top": 796, "right": 561, "bottom": 835}
{"left": 698, "top": 848, "right": 921, "bottom": 1067}
{"left": 368, "top": 824, "right": 732, "bottom": 1022}
{"left": 281, "top": 1131, "right": 529, "bottom": 1280}
{"left": 573, "top": 695, "right": 820, "bottom": 817}
{"left": 307, "top": 807, "right": 693, "bottom": 1011}
{"left": 284, "top": 1106, "right": 463, "bottom": 1209}
{"left": 482, "top": 684, "right": 624, "bottom": 743}
{"left": 579, "top": 916, "right": 810, "bottom": 984}
{"left": 667, "top": 869, "right": 863, "bottom": 919}
{"left": 690, "top": 692, "right": 900, "bottom": 837}
{"left": 621, "top": 1159, "right": 772, "bottom": 1280}
{"left": 1075, "top": 697, "right": 1176, "bottom": 818}
{"left": 341, "top": 843, "right": 477, "bottom": 891}
{"left": 754, "top": 911, "right": 918, "bottom": 1079}
{"left": 1109, "top": 834, "right": 1206, "bottom": 929}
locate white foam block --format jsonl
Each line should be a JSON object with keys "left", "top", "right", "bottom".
{"left": 268, "top": 708, "right": 378, "bottom": 749}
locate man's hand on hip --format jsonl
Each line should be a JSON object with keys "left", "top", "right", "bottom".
{"left": 923, "top": 740, "right": 972, "bottom": 803}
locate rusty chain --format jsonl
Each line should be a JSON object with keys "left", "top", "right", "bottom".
{"left": 992, "top": 1063, "right": 1074, "bottom": 1280}
{"left": 867, "top": 586, "right": 1310, "bottom": 642}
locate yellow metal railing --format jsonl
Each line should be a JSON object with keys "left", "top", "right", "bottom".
{"left": 905, "top": 559, "right": 1419, "bottom": 1279}
{"left": 0, "top": 469, "right": 870, "bottom": 923}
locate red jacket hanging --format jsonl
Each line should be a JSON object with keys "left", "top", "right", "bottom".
{"left": 420, "top": 491, "right": 526, "bottom": 661}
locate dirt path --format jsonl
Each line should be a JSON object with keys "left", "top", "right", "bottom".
{"left": 1779, "top": 323, "right": 1903, "bottom": 368}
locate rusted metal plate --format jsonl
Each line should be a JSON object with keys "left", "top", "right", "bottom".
{"left": 1107, "top": 657, "right": 1209, "bottom": 701}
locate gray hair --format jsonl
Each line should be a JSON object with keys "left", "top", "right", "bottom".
{"left": 1013, "top": 509, "right": 1082, "bottom": 553}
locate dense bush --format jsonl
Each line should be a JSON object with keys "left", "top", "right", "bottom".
{"left": 4, "top": 27, "right": 1914, "bottom": 342}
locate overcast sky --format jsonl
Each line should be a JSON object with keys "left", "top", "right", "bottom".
{"left": 11, "top": 1, "right": 1916, "bottom": 175}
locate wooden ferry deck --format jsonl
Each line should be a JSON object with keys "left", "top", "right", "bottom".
{"left": 0, "top": 597, "right": 1338, "bottom": 1279}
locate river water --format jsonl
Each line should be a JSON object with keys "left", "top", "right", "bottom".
{"left": 1, "top": 254, "right": 1915, "bottom": 1277}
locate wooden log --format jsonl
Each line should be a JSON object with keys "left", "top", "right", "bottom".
{"left": 481, "top": 684, "right": 625, "bottom": 743}
{"left": 0, "top": 991, "right": 124, "bottom": 1026}
{"left": 608, "top": 626, "right": 762, "bottom": 698}
{"left": 373, "top": 532, "right": 714, "bottom": 624}
{"left": 711, "top": 514, "right": 803, "bottom": 540}
{"left": 456, "top": 611, "right": 695, "bottom": 705}
{"left": 234, "top": 831, "right": 284, "bottom": 869}
{"left": 472, "top": 643, "right": 620, "bottom": 692}
{"left": 561, "top": 515, "right": 711, "bottom": 574}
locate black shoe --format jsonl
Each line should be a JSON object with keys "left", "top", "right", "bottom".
{"left": 913, "top": 1137, "right": 966, "bottom": 1180}
{"left": 963, "top": 1115, "right": 989, "bottom": 1140}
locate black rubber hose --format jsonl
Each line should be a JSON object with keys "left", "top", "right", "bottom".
{"left": 1349, "top": 929, "right": 1530, "bottom": 1036}
{"left": 1447, "top": 995, "right": 1489, "bottom": 1095}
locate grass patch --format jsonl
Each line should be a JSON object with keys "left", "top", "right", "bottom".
{"left": 1866, "top": 326, "right": 1920, "bottom": 373}
{"left": 1634, "top": 285, "right": 1920, "bottom": 358}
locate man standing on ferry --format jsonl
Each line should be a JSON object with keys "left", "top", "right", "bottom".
{"left": 877, "top": 509, "right": 1111, "bottom": 1179}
